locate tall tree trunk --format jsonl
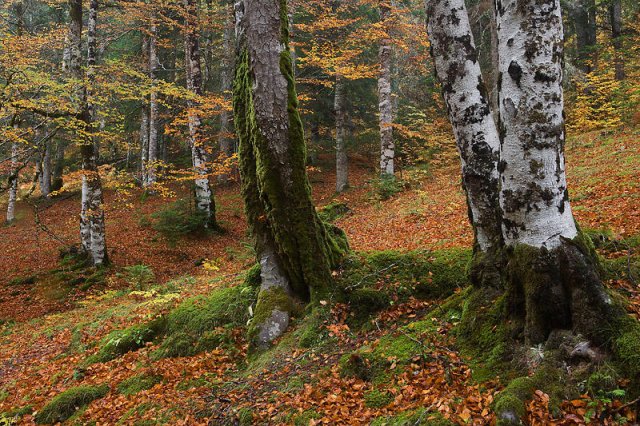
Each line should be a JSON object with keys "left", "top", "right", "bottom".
{"left": 426, "top": 0, "right": 502, "bottom": 262}
{"left": 6, "top": 128, "right": 19, "bottom": 223}
{"left": 40, "top": 138, "right": 52, "bottom": 197}
{"left": 334, "top": 75, "right": 348, "bottom": 192}
{"left": 609, "top": 0, "right": 624, "bottom": 80}
{"left": 218, "top": 3, "right": 236, "bottom": 184}
{"left": 146, "top": 22, "right": 159, "bottom": 189}
{"left": 378, "top": 1, "right": 395, "bottom": 177}
{"left": 184, "top": 0, "right": 217, "bottom": 227}
{"left": 234, "top": 0, "right": 348, "bottom": 349}
{"left": 568, "top": 0, "right": 597, "bottom": 73}
{"left": 140, "top": 34, "right": 150, "bottom": 183}
{"left": 496, "top": 0, "right": 617, "bottom": 345}
{"left": 51, "top": 140, "right": 65, "bottom": 191}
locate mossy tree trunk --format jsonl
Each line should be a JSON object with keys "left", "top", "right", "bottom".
{"left": 233, "top": 0, "right": 348, "bottom": 349}
{"left": 425, "top": 0, "right": 503, "bottom": 284}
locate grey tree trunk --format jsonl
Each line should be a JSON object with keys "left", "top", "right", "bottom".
{"left": 334, "top": 75, "right": 348, "bottom": 192}
{"left": 496, "top": 0, "right": 617, "bottom": 347}
{"left": 40, "top": 138, "right": 52, "bottom": 197}
{"left": 6, "top": 134, "right": 18, "bottom": 223}
{"left": 378, "top": 1, "right": 395, "bottom": 176}
{"left": 567, "top": 0, "right": 597, "bottom": 73}
{"left": 425, "top": 0, "right": 502, "bottom": 257}
{"left": 218, "top": 4, "right": 236, "bottom": 184}
{"left": 51, "top": 140, "right": 65, "bottom": 191}
{"left": 234, "top": 0, "right": 347, "bottom": 350}
{"left": 146, "top": 22, "right": 159, "bottom": 189}
{"left": 609, "top": 0, "right": 624, "bottom": 80}
{"left": 184, "top": 0, "right": 217, "bottom": 227}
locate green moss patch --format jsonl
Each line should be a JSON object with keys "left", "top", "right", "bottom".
{"left": 318, "top": 202, "right": 350, "bottom": 222}
{"left": 116, "top": 373, "right": 163, "bottom": 396}
{"left": 364, "top": 389, "right": 393, "bottom": 408}
{"left": 34, "top": 384, "right": 108, "bottom": 424}
{"left": 84, "top": 316, "right": 167, "bottom": 365}
{"left": 371, "top": 408, "right": 454, "bottom": 426}
{"left": 155, "top": 284, "right": 256, "bottom": 358}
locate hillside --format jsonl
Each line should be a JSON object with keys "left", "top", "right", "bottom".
{"left": 0, "top": 128, "right": 639, "bottom": 425}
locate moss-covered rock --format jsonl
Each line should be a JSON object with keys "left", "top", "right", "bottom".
{"left": 34, "top": 384, "right": 108, "bottom": 424}
{"left": 84, "top": 316, "right": 167, "bottom": 365}
{"left": 318, "top": 202, "right": 350, "bottom": 222}
{"left": 116, "top": 373, "right": 163, "bottom": 396}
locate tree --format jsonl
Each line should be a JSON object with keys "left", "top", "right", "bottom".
{"left": 567, "top": 0, "right": 598, "bottom": 73}
{"left": 234, "top": 0, "right": 348, "bottom": 349}
{"left": 183, "top": 0, "right": 217, "bottom": 227}
{"left": 378, "top": 0, "right": 395, "bottom": 177}
{"left": 609, "top": 0, "right": 624, "bottom": 80}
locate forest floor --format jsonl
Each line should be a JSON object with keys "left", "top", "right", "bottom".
{"left": 0, "top": 127, "right": 639, "bottom": 425}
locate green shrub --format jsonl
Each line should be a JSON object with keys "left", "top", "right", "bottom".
{"left": 34, "top": 384, "right": 108, "bottom": 424}
{"left": 371, "top": 175, "right": 404, "bottom": 201}
{"left": 148, "top": 199, "right": 209, "bottom": 246}
{"left": 117, "top": 265, "right": 155, "bottom": 290}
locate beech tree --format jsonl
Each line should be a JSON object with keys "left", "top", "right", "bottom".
{"left": 378, "top": 0, "right": 395, "bottom": 177}
{"left": 234, "top": 0, "right": 348, "bottom": 348}
{"left": 427, "top": 0, "right": 630, "bottom": 363}
{"left": 184, "top": 0, "right": 217, "bottom": 227}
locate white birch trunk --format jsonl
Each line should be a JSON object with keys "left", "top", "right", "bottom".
{"left": 496, "top": 0, "right": 577, "bottom": 249}
{"left": 378, "top": 1, "right": 395, "bottom": 176}
{"left": 146, "top": 23, "right": 159, "bottom": 189}
{"left": 335, "top": 75, "right": 348, "bottom": 193}
{"left": 6, "top": 139, "right": 18, "bottom": 223}
{"left": 426, "top": 0, "right": 502, "bottom": 253}
{"left": 184, "top": 0, "right": 215, "bottom": 226}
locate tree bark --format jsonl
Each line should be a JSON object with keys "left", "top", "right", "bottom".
{"left": 378, "top": 1, "right": 395, "bottom": 177}
{"left": 51, "top": 140, "right": 65, "bottom": 192}
{"left": 184, "top": 0, "right": 217, "bottom": 227}
{"left": 146, "top": 22, "right": 159, "bottom": 189}
{"left": 40, "top": 138, "right": 52, "bottom": 197}
{"left": 234, "top": 0, "right": 348, "bottom": 349}
{"left": 425, "top": 0, "right": 502, "bottom": 257}
{"left": 6, "top": 129, "right": 19, "bottom": 223}
{"left": 496, "top": 0, "right": 617, "bottom": 345}
{"left": 567, "top": 0, "right": 597, "bottom": 73}
{"left": 609, "top": 0, "right": 624, "bottom": 80}
{"left": 334, "top": 75, "right": 348, "bottom": 192}
{"left": 218, "top": 3, "right": 236, "bottom": 184}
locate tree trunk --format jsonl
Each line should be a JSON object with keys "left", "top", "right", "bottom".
{"left": 146, "top": 22, "right": 159, "bottom": 189}
{"left": 51, "top": 140, "right": 65, "bottom": 192}
{"left": 425, "top": 0, "right": 502, "bottom": 260}
{"left": 378, "top": 1, "right": 395, "bottom": 177}
{"left": 40, "top": 138, "right": 52, "bottom": 197}
{"left": 70, "top": 0, "right": 108, "bottom": 266}
{"left": 334, "top": 75, "right": 348, "bottom": 192}
{"left": 234, "top": 0, "right": 348, "bottom": 349}
{"left": 609, "top": 0, "right": 624, "bottom": 80}
{"left": 218, "top": 3, "right": 236, "bottom": 184}
{"left": 496, "top": 0, "right": 617, "bottom": 345}
{"left": 568, "top": 0, "right": 597, "bottom": 73}
{"left": 6, "top": 136, "right": 19, "bottom": 223}
{"left": 184, "top": 0, "right": 217, "bottom": 227}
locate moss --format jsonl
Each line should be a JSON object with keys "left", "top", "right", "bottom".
{"left": 318, "top": 202, "right": 350, "bottom": 222}
{"left": 295, "top": 307, "right": 332, "bottom": 348}
{"left": 587, "top": 370, "right": 618, "bottom": 395}
{"left": 364, "top": 389, "right": 393, "bottom": 408}
{"left": 34, "top": 384, "right": 108, "bottom": 424}
{"left": 84, "top": 316, "right": 166, "bottom": 365}
{"left": 292, "top": 409, "right": 321, "bottom": 426}
{"left": 494, "top": 393, "right": 525, "bottom": 425}
{"left": 339, "top": 352, "right": 372, "bottom": 381}
{"left": 247, "top": 286, "right": 300, "bottom": 346}
{"left": 611, "top": 317, "right": 640, "bottom": 383}
{"left": 237, "top": 407, "right": 254, "bottom": 426}
{"left": 116, "top": 373, "right": 162, "bottom": 396}
{"left": 371, "top": 409, "right": 454, "bottom": 426}
{"left": 156, "top": 284, "right": 256, "bottom": 358}
{"left": 0, "top": 405, "right": 33, "bottom": 422}
{"left": 244, "top": 263, "right": 262, "bottom": 288}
